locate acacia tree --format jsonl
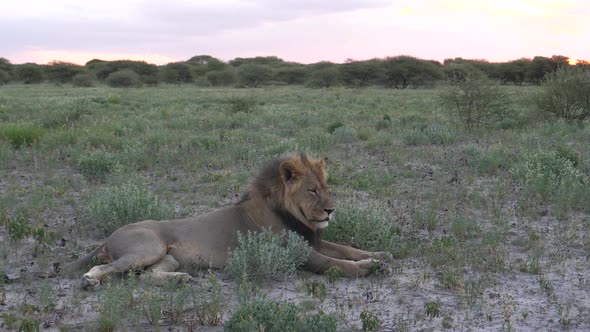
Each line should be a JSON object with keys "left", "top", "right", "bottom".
{"left": 383, "top": 56, "right": 443, "bottom": 88}
{"left": 439, "top": 78, "right": 510, "bottom": 130}
{"left": 535, "top": 66, "right": 590, "bottom": 122}
{"left": 237, "top": 64, "right": 273, "bottom": 87}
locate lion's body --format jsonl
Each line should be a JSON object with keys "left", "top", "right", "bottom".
{"left": 65, "top": 154, "right": 392, "bottom": 288}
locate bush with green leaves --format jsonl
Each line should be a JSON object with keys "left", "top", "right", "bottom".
{"left": 0, "top": 124, "right": 43, "bottom": 148}
{"left": 360, "top": 309, "right": 381, "bottom": 331}
{"left": 224, "top": 299, "right": 337, "bottom": 332}
{"left": 72, "top": 72, "right": 95, "bottom": 87}
{"left": 323, "top": 203, "right": 406, "bottom": 258}
{"left": 106, "top": 69, "right": 143, "bottom": 88}
{"left": 511, "top": 150, "right": 586, "bottom": 202}
{"left": 0, "top": 70, "right": 10, "bottom": 85}
{"left": 229, "top": 96, "right": 257, "bottom": 114}
{"left": 78, "top": 150, "right": 118, "bottom": 181}
{"left": 439, "top": 78, "right": 510, "bottom": 130}
{"left": 237, "top": 64, "right": 273, "bottom": 87}
{"left": 535, "top": 66, "right": 590, "bottom": 122}
{"left": 206, "top": 68, "right": 237, "bottom": 86}
{"left": 225, "top": 228, "right": 311, "bottom": 281}
{"left": 332, "top": 126, "right": 356, "bottom": 144}
{"left": 84, "top": 183, "right": 175, "bottom": 234}
{"left": 402, "top": 123, "right": 456, "bottom": 146}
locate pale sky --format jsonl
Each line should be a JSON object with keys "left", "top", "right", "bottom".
{"left": 1, "top": 0, "right": 588, "bottom": 65}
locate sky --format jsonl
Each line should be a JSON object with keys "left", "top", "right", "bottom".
{"left": 1, "top": 0, "right": 589, "bottom": 65}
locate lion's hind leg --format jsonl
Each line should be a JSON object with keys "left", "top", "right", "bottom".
{"left": 142, "top": 254, "right": 192, "bottom": 284}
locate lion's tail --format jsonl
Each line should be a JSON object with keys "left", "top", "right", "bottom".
{"left": 61, "top": 243, "right": 105, "bottom": 275}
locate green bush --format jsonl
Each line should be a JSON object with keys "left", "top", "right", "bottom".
{"left": 323, "top": 203, "right": 406, "bottom": 258}
{"left": 332, "top": 126, "right": 356, "bottom": 144}
{"left": 225, "top": 228, "right": 311, "bottom": 282}
{"left": 16, "top": 64, "right": 43, "bottom": 84}
{"left": 78, "top": 150, "right": 118, "bottom": 182}
{"left": 439, "top": 78, "right": 509, "bottom": 130}
{"left": 511, "top": 150, "right": 586, "bottom": 202}
{"left": 535, "top": 66, "right": 590, "bottom": 121}
{"left": 224, "top": 299, "right": 337, "bottom": 332}
{"left": 72, "top": 72, "right": 95, "bottom": 87}
{"left": 206, "top": 68, "right": 237, "bottom": 86}
{"left": 0, "top": 70, "right": 10, "bottom": 85}
{"left": 0, "top": 124, "right": 43, "bottom": 148}
{"left": 106, "top": 69, "right": 143, "bottom": 88}
{"left": 84, "top": 183, "right": 175, "bottom": 234}
{"left": 360, "top": 309, "right": 381, "bottom": 331}
{"left": 237, "top": 64, "right": 273, "bottom": 87}
{"left": 229, "top": 96, "right": 257, "bottom": 114}
{"left": 402, "top": 123, "right": 456, "bottom": 146}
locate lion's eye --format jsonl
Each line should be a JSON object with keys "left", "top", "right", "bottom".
{"left": 308, "top": 189, "right": 318, "bottom": 195}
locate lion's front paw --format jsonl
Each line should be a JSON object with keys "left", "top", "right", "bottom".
{"left": 81, "top": 274, "right": 100, "bottom": 290}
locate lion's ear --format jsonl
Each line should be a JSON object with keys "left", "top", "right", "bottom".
{"left": 280, "top": 159, "right": 303, "bottom": 183}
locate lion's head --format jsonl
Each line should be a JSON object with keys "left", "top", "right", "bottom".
{"left": 246, "top": 153, "right": 335, "bottom": 233}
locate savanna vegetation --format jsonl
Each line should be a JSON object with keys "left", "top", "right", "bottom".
{"left": 0, "top": 54, "right": 589, "bottom": 330}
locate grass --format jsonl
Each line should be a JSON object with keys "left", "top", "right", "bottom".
{"left": 0, "top": 84, "right": 588, "bottom": 331}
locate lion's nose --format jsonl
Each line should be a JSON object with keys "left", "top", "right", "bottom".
{"left": 324, "top": 208, "right": 334, "bottom": 215}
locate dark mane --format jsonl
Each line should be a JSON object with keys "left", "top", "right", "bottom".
{"left": 237, "top": 154, "right": 320, "bottom": 246}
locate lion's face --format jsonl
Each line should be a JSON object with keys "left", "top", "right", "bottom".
{"left": 279, "top": 156, "right": 335, "bottom": 232}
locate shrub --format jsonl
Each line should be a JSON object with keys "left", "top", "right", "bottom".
{"left": 327, "top": 121, "right": 344, "bottom": 134}
{"left": 237, "top": 64, "right": 273, "bottom": 87}
{"left": 228, "top": 96, "right": 257, "bottom": 114}
{"left": 0, "top": 70, "right": 10, "bottom": 85}
{"left": 16, "top": 64, "right": 43, "bottom": 84}
{"left": 0, "top": 124, "right": 43, "bottom": 148}
{"left": 84, "top": 183, "right": 175, "bottom": 234}
{"left": 402, "top": 123, "right": 456, "bottom": 146}
{"left": 511, "top": 150, "right": 587, "bottom": 203}
{"left": 225, "top": 228, "right": 311, "bottom": 282}
{"left": 332, "top": 126, "right": 356, "bottom": 144}
{"left": 78, "top": 150, "right": 118, "bottom": 182}
{"left": 323, "top": 203, "right": 406, "bottom": 258}
{"left": 206, "top": 68, "right": 237, "bottom": 86}
{"left": 360, "top": 309, "right": 381, "bottom": 331}
{"left": 535, "top": 66, "right": 590, "bottom": 121}
{"left": 106, "top": 69, "right": 143, "bottom": 88}
{"left": 72, "top": 73, "right": 95, "bottom": 87}
{"left": 224, "top": 299, "right": 337, "bottom": 332}
{"left": 439, "top": 78, "right": 510, "bottom": 130}
{"left": 45, "top": 61, "right": 83, "bottom": 84}
{"left": 39, "top": 98, "right": 91, "bottom": 128}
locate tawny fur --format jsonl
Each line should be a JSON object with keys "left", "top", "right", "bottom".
{"left": 64, "top": 153, "right": 392, "bottom": 289}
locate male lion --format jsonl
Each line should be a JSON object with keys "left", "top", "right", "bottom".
{"left": 65, "top": 153, "right": 392, "bottom": 288}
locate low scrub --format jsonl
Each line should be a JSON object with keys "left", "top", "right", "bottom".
{"left": 226, "top": 228, "right": 311, "bottom": 282}
{"left": 78, "top": 150, "right": 118, "bottom": 182}
{"left": 84, "top": 183, "right": 175, "bottom": 235}
{"left": 0, "top": 124, "right": 43, "bottom": 148}
{"left": 224, "top": 299, "right": 337, "bottom": 332}
{"left": 323, "top": 203, "right": 407, "bottom": 258}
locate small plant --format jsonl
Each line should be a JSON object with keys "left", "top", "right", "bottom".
{"left": 327, "top": 121, "right": 344, "bottom": 134}
{"left": 78, "top": 150, "right": 118, "bottom": 182}
{"left": 1, "top": 211, "right": 56, "bottom": 253}
{"left": 224, "top": 299, "right": 337, "bottom": 332}
{"left": 360, "top": 309, "right": 381, "bottom": 331}
{"left": 0, "top": 305, "right": 41, "bottom": 332}
{"left": 332, "top": 126, "right": 357, "bottom": 144}
{"left": 229, "top": 96, "right": 257, "bottom": 114}
{"left": 535, "top": 66, "right": 590, "bottom": 122}
{"left": 538, "top": 275, "right": 554, "bottom": 296}
{"left": 425, "top": 301, "right": 442, "bottom": 318}
{"left": 325, "top": 266, "right": 343, "bottom": 284}
{"left": 97, "top": 280, "right": 135, "bottom": 332}
{"left": 84, "top": 182, "right": 175, "bottom": 235}
{"left": 303, "top": 279, "right": 327, "bottom": 298}
{"left": 439, "top": 77, "right": 510, "bottom": 130}
{"left": 402, "top": 123, "right": 456, "bottom": 146}
{"left": 323, "top": 203, "right": 406, "bottom": 258}
{"left": 0, "top": 124, "right": 43, "bottom": 148}
{"left": 226, "top": 228, "right": 311, "bottom": 282}
{"left": 191, "top": 271, "right": 227, "bottom": 326}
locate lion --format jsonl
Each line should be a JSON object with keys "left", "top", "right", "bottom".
{"left": 64, "top": 153, "right": 392, "bottom": 289}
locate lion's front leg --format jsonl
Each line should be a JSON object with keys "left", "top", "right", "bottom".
{"left": 305, "top": 250, "right": 378, "bottom": 277}
{"left": 317, "top": 240, "right": 393, "bottom": 261}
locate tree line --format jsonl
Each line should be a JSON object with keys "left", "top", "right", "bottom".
{"left": 0, "top": 54, "right": 588, "bottom": 88}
